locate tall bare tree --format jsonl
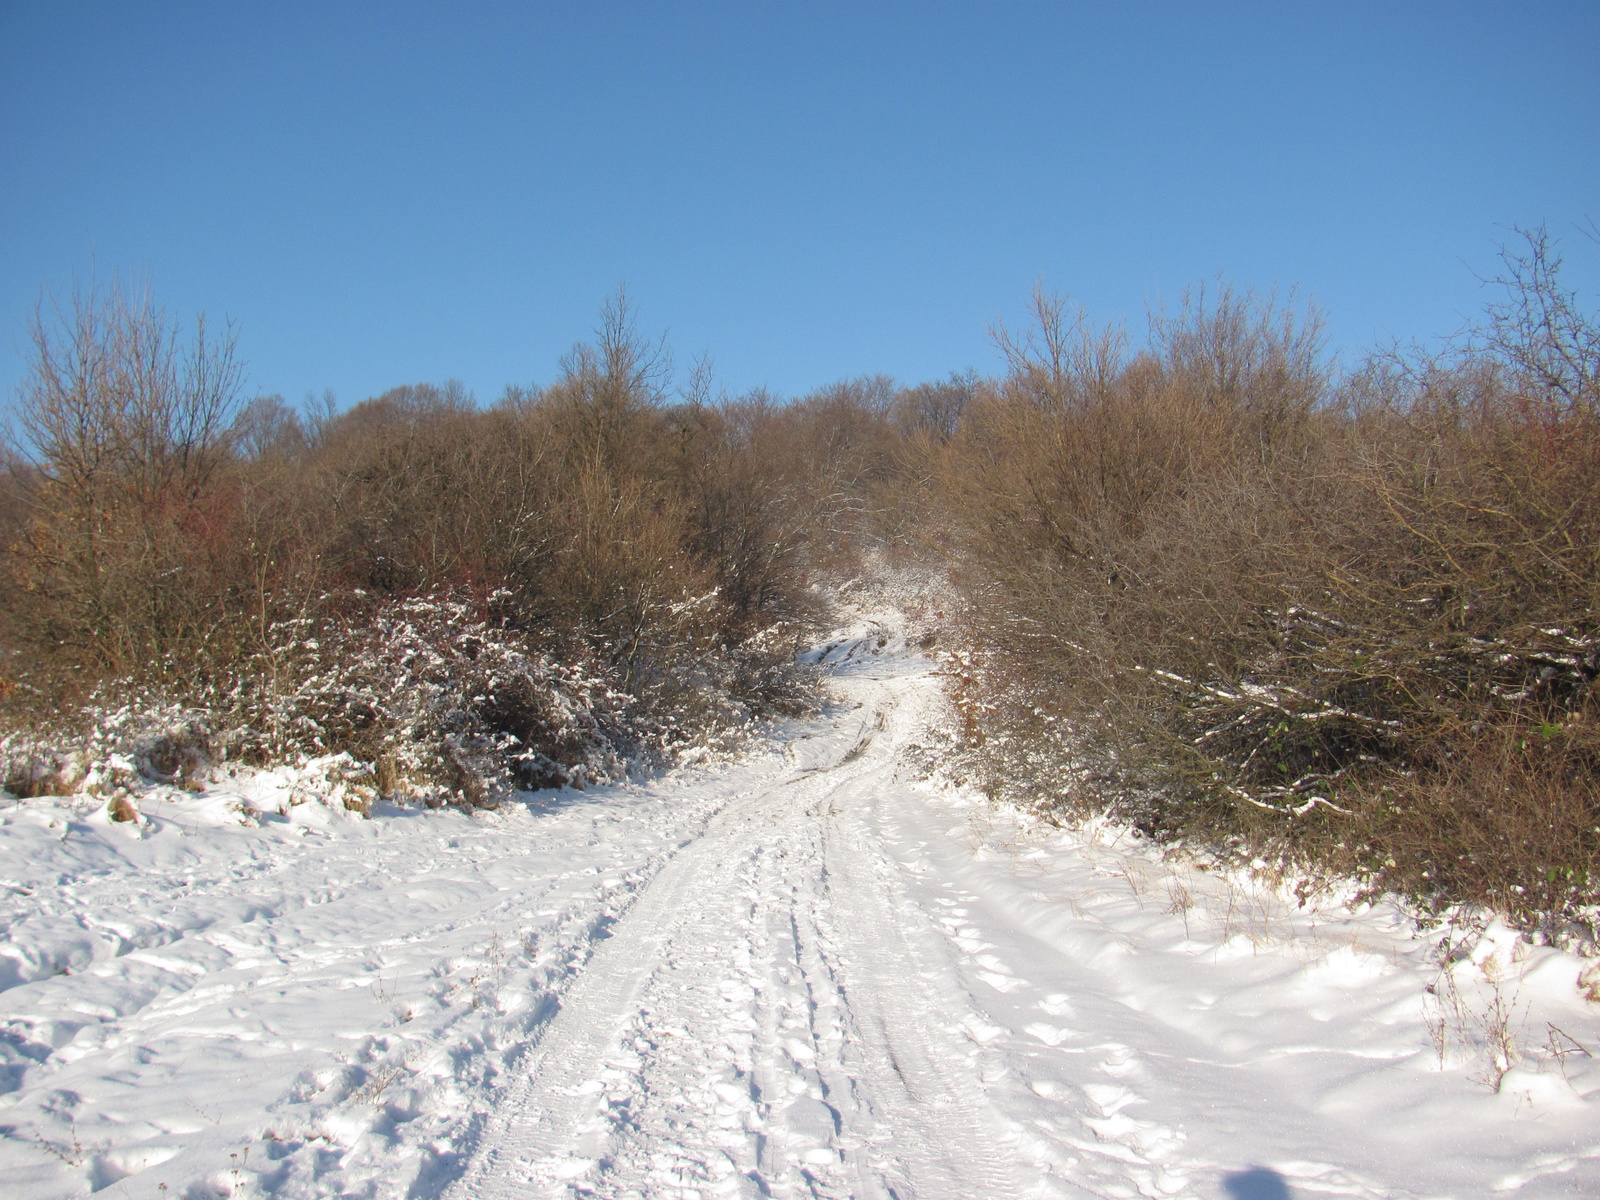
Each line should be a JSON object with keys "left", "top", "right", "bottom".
{"left": 6, "top": 277, "right": 244, "bottom": 671}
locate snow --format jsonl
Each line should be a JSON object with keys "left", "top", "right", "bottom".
{"left": 2, "top": 611, "right": 1598, "bottom": 1198}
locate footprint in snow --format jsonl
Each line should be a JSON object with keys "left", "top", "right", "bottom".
{"left": 1095, "top": 1044, "right": 1143, "bottom": 1079}
{"left": 973, "top": 954, "right": 1028, "bottom": 992}
{"left": 1024, "top": 1022, "right": 1077, "bottom": 1046}
{"left": 1082, "top": 1082, "right": 1141, "bottom": 1115}
{"left": 778, "top": 1096, "right": 838, "bottom": 1146}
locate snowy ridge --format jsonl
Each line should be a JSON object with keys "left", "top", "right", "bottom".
{"left": 2, "top": 611, "right": 1599, "bottom": 1198}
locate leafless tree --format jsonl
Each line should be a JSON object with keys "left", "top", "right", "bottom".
{"left": 1480, "top": 223, "right": 1599, "bottom": 414}
{"left": 6, "top": 276, "right": 244, "bottom": 670}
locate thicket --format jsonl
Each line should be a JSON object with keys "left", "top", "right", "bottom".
{"left": 0, "top": 287, "right": 905, "bottom": 805}
{"left": 5, "top": 234, "right": 1595, "bottom": 942}
{"left": 926, "top": 229, "right": 1600, "bottom": 943}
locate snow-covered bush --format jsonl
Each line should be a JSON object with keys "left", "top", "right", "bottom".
{"left": 212, "top": 591, "right": 639, "bottom": 803}
{"left": 1, "top": 689, "right": 208, "bottom": 800}
{"left": 0, "top": 589, "right": 818, "bottom": 810}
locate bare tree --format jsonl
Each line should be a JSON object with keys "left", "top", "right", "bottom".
{"left": 991, "top": 284, "right": 1127, "bottom": 414}
{"left": 1480, "top": 223, "right": 1599, "bottom": 414}
{"left": 6, "top": 276, "right": 244, "bottom": 670}
{"left": 551, "top": 285, "right": 672, "bottom": 471}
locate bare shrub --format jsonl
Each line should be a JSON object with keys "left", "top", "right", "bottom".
{"left": 663, "top": 395, "right": 819, "bottom": 629}
{"left": 1, "top": 286, "right": 823, "bottom": 807}
{"left": 935, "top": 243, "right": 1600, "bottom": 938}
{"left": 1343, "top": 729, "right": 1600, "bottom": 939}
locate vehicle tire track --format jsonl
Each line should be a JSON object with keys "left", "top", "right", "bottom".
{"left": 455, "top": 657, "right": 1035, "bottom": 1200}
{"left": 450, "top": 769, "right": 841, "bottom": 1199}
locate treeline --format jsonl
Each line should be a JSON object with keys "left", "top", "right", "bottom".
{"left": 918, "top": 229, "right": 1599, "bottom": 941}
{"left": 0, "top": 289, "right": 919, "bottom": 801}
{"left": 3, "top": 233, "right": 1596, "bottom": 939}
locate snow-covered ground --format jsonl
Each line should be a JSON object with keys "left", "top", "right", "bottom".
{"left": 2, "top": 612, "right": 1598, "bottom": 1199}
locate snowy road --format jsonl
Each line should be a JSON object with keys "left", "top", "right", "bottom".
{"left": 457, "top": 629, "right": 1030, "bottom": 1200}
{"left": 3, "top": 612, "right": 1599, "bottom": 1198}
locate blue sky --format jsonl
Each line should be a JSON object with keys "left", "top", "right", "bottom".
{"left": 1, "top": 2, "right": 1596, "bottom": 408}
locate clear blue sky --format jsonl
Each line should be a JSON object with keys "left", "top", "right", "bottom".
{"left": 2, "top": 2, "right": 1596, "bottom": 409}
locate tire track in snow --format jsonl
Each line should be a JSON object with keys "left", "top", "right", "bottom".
{"left": 13, "top": 608, "right": 1597, "bottom": 1199}
{"left": 450, "top": 770, "right": 833, "bottom": 1197}
{"left": 819, "top": 758, "right": 1031, "bottom": 1200}
{"left": 455, "top": 634, "right": 1034, "bottom": 1200}
{"left": 0, "top": 774, "right": 749, "bottom": 1199}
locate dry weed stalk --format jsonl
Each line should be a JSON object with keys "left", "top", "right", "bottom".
{"left": 1425, "top": 931, "right": 1531, "bottom": 1091}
